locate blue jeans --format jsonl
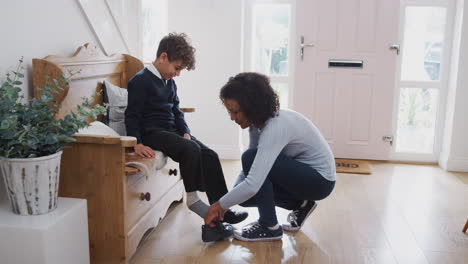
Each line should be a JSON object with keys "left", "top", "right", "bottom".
{"left": 236, "top": 149, "right": 335, "bottom": 227}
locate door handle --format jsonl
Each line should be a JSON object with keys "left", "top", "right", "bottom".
{"left": 389, "top": 44, "right": 400, "bottom": 55}
{"left": 300, "top": 35, "right": 314, "bottom": 61}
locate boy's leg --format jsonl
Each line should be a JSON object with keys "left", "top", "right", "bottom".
{"left": 190, "top": 137, "right": 228, "bottom": 204}
{"left": 142, "top": 129, "right": 236, "bottom": 242}
{"left": 142, "top": 128, "right": 206, "bottom": 192}
{"left": 190, "top": 136, "right": 248, "bottom": 224}
{"left": 142, "top": 129, "right": 213, "bottom": 219}
{"left": 143, "top": 130, "right": 247, "bottom": 223}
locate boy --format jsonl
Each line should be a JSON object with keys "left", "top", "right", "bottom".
{"left": 125, "top": 33, "right": 247, "bottom": 242}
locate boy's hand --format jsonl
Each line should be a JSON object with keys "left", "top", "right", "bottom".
{"left": 134, "top": 144, "right": 155, "bottom": 158}
{"left": 183, "top": 133, "right": 191, "bottom": 140}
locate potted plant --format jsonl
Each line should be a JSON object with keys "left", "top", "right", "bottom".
{"left": 0, "top": 58, "right": 106, "bottom": 215}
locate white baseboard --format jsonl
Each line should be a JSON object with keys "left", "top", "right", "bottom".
{"left": 209, "top": 144, "right": 242, "bottom": 160}
{"left": 444, "top": 156, "right": 468, "bottom": 172}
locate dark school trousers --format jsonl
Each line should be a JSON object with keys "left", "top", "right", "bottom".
{"left": 142, "top": 127, "right": 228, "bottom": 204}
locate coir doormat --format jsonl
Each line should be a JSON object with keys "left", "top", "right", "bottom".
{"left": 335, "top": 159, "right": 372, "bottom": 174}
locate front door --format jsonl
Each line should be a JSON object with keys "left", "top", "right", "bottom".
{"left": 293, "top": 0, "right": 400, "bottom": 160}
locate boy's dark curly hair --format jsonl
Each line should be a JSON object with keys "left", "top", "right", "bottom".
{"left": 157, "top": 33, "right": 196, "bottom": 70}
{"left": 220, "top": 72, "right": 280, "bottom": 128}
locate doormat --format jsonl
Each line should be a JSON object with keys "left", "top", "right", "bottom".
{"left": 335, "top": 159, "right": 372, "bottom": 174}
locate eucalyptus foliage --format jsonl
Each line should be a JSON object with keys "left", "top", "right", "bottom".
{"left": 0, "top": 58, "right": 106, "bottom": 158}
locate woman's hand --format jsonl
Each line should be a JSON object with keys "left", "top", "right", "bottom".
{"left": 183, "top": 133, "right": 191, "bottom": 140}
{"left": 204, "top": 202, "right": 227, "bottom": 227}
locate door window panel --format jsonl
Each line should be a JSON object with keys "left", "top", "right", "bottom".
{"left": 400, "top": 7, "right": 446, "bottom": 81}
{"left": 141, "top": 0, "right": 168, "bottom": 63}
{"left": 395, "top": 88, "right": 439, "bottom": 153}
{"left": 252, "top": 4, "right": 291, "bottom": 76}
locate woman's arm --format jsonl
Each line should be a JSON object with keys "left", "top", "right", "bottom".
{"left": 218, "top": 119, "right": 290, "bottom": 209}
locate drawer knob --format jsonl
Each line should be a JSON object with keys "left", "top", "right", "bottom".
{"left": 169, "top": 168, "right": 178, "bottom": 176}
{"left": 140, "top": 192, "right": 151, "bottom": 201}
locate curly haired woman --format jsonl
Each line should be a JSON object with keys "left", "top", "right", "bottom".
{"left": 204, "top": 72, "right": 336, "bottom": 242}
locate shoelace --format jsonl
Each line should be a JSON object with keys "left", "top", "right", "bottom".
{"left": 287, "top": 210, "right": 300, "bottom": 226}
{"left": 244, "top": 223, "right": 262, "bottom": 234}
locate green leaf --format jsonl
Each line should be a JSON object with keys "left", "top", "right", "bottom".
{"left": 1, "top": 119, "right": 10, "bottom": 129}
{"left": 13, "top": 71, "right": 24, "bottom": 78}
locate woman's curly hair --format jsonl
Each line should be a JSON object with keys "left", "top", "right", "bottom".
{"left": 220, "top": 72, "right": 280, "bottom": 128}
{"left": 157, "top": 33, "right": 196, "bottom": 70}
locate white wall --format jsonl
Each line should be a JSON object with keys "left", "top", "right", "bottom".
{"left": 106, "top": 0, "right": 140, "bottom": 56}
{"left": 167, "top": 0, "right": 244, "bottom": 159}
{"left": 439, "top": 0, "right": 468, "bottom": 171}
{"left": 0, "top": 0, "right": 101, "bottom": 99}
{"left": 0, "top": 0, "right": 102, "bottom": 201}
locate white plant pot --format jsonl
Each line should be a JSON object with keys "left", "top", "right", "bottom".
{"left": 0, "top": 151, "right": 63, "bottom": 215}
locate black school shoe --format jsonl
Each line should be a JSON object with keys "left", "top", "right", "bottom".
{"left": 201, "top": 222, "right": 234, "bottom": 242}
{"left": 233, "top": 222, "right": 283, "bottom": 242}
{"left": 222, "top": 209, "right": 248, "bottom": 224}
{"left": 282, "top": 200, "right": 317, "bottom": 232}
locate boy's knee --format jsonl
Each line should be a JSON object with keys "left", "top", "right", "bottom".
{"left": 204, "top": 148, "right": 219, "bottom": 160}
{"left": 184, "top": 141, "right": 201, "bottom": 156}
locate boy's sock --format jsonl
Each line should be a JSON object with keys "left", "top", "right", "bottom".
{"left": 186, "top": 191, "right": 209, "bottom": 218}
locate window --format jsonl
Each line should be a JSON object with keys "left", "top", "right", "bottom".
{"left": 400, "top": 7, "right": 446, "bottom": 82}
{"left": 247, "top": 1, "right": 292, "bottom": 108}
{"left": 141, "top": 0, "right": 168, "bottom": 63}
{"left": 394, "top": 2, "right": 452, "bottom": 159}
{"left": 396, "top": 88, "right": 439, "bottom": 153}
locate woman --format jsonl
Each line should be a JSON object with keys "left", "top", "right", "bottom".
{"left": 204, "top": 72, "right": 336, "bottom": 242}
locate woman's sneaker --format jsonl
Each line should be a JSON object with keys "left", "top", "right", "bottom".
{"left": 233, "top": 222, "right": 283, "bottom": 242}
{"left": 282, "top": 201, "right": 317, "bottom": 232}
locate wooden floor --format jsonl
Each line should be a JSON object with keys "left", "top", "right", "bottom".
{"left": 130, "top": 160, "right": 468, "bottom": 264}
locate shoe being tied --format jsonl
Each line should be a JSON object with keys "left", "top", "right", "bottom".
{"left": 233, "top": 222, "right": 283, "bottom": 242}
{"left": 222, "top": 209, "right": 248, "bottom": 224}
{"left": 282, "top": 200, "right": 317, "bottom": 232}
{"left": 201, "top": 222, "right": 234, "bottom": 242}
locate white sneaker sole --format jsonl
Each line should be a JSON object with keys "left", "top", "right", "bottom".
{"left": 233, "top": 231, "right": 283, "bottom": 242}
{"left": 282, "top": 202, "right": 317, "bottom": 232}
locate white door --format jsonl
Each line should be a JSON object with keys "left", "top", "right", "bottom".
{"left": 293, "top": 0, "right": 400, "bottom": 160}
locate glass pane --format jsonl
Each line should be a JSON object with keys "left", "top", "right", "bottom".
{"left": 141, "top": 0, "right": 168, "bottom": 62}
{"left": 400, "top": 7, "right": 446, "bottom": 81}
{"left": 252, "top": 4, "right": 290, "bottom": 76}
{"left": 395, "top": 88, "right": 439, "bottom": 153}
{"left": 271, "top": 82, "right": 289, "bottom": 109}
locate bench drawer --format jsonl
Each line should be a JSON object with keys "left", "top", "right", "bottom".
{"left": 125, "top": 158, "right": 181, "bottom": 231}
